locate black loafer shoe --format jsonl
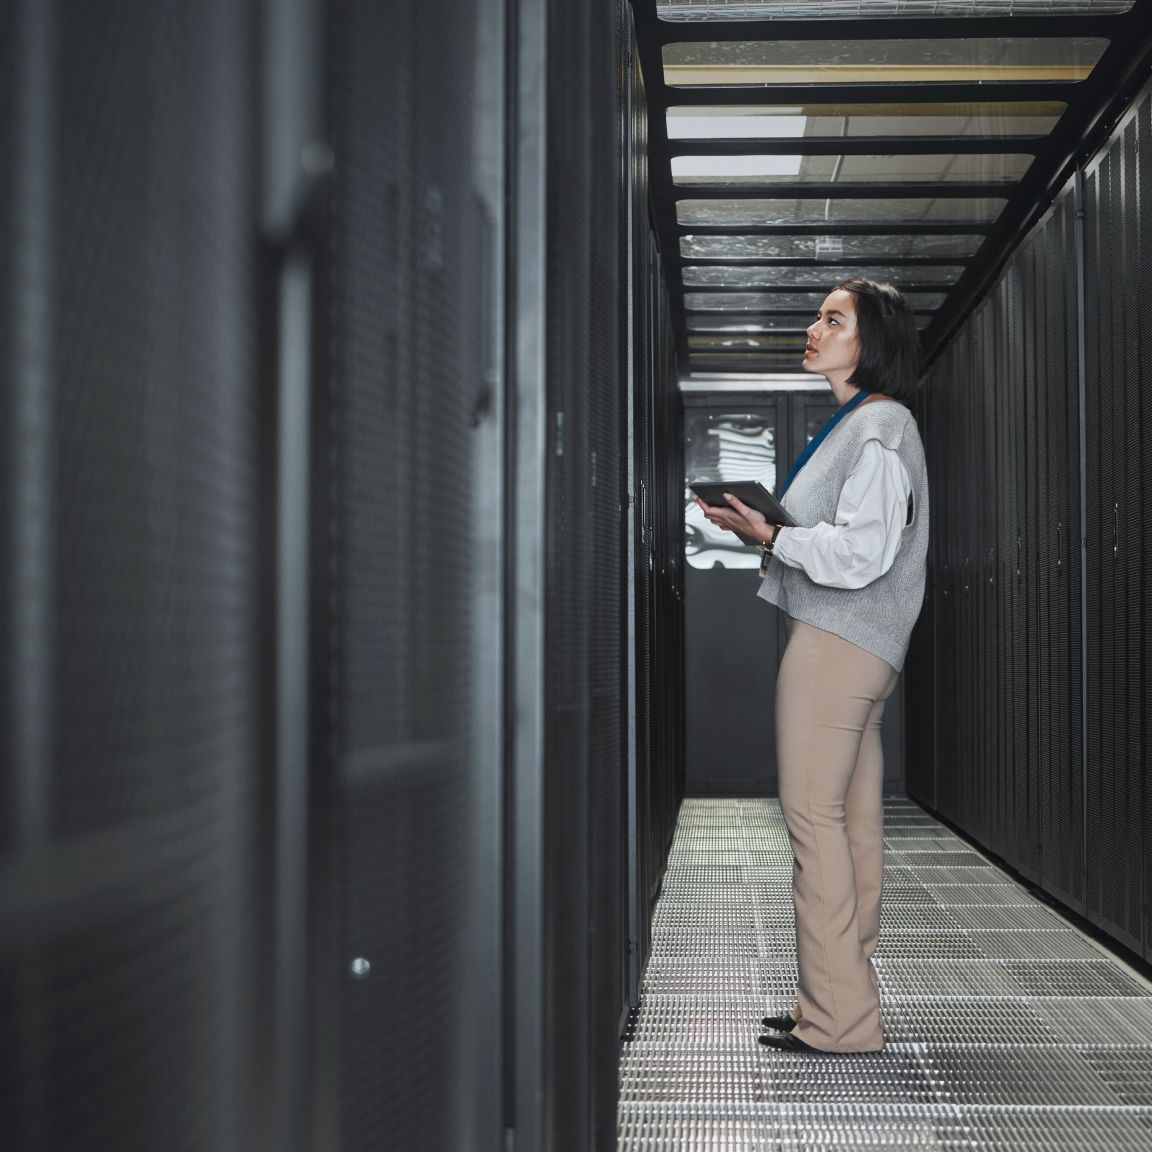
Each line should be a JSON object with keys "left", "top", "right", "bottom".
{"left": 757, "top": 1031, "right": 823, "bottom": 1053}
{"left": 760, "top": 1013, "right": 797, "bottom": 1033}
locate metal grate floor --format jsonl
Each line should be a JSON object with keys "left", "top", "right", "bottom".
{"left": 619, "top": 797, "right": 1152, "bottom": 1150}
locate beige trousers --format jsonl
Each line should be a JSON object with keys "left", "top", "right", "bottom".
{"left": 776, "top": 619, "right": 899, "bottom": 1052}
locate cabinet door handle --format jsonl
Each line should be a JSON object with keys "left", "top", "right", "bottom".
{"left": 1056, "top": 521, "right": 1062, "bottom": 570}
{"left": 1113, "top": 501, "right": 1119, "bottom": 559}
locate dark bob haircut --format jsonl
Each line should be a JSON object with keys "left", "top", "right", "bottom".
{"left": 834, "top": 277, "right": 922, "bottom": 406}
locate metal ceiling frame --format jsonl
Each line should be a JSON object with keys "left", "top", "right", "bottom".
{"left": 630, "top": 0, "right": 1152, "bottom": 376}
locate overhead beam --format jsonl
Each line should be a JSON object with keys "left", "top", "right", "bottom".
{"left": 664, "top": 83, "right": 1082, "bottom": 106}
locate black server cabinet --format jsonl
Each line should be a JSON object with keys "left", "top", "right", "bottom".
{"left": 965, "top": 313, "right": 991, "bottom": 852}
{"left": 627, "top": 52, "right": 657, "bottom": 984}
{"left": 1, "top": 3, "right": 263, "bottom": 1150}
{"left": 317, "top": 0, "right": 506, "bottom": 1147}
{"left": 0, "top": 3, "right": 14, "bottom": 870}
{"left": 909, "top": 78, "right": 1152, "bottom": 965}
{"left": 997, "top": 268, "right": 1032, "bottom": 878}
{"left": 912, "top": 178, "right": 1087, "bottom": 915}
{"left": 1033, "top": 192, "right": 1084, "bottom": 912}
{"left": 631, "top": 222, "right": 683, "bottom": 989}
{"left": 540, "top": 0, "right": 629, "bottom": 1144}
{"left": 975, "top": 309, "right": 999, "bottom": 860}
{"left": 1082, "top": 94, "right": 1149, "bottom": 958}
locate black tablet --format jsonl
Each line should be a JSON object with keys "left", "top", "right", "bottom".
{"left": 690, "top": 480, "right": 798, "bottom": 544}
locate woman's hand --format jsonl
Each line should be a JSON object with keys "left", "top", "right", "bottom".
{"left": 696, "top": 493, "right": 774, "bottom": 545}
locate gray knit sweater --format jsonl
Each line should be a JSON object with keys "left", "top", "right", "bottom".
{"left": 757, "top": 400, "right": 929, "bottom": 671}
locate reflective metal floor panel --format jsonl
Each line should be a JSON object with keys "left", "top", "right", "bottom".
{"left": 619, "top": 797, "right": 1152, "bottom": 1150}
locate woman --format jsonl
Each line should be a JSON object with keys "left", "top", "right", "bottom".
{"left": 698, "top": 278, "right": 928, "bottom": 1054}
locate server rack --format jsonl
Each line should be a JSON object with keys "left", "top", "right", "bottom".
{"left": 0, "top": 2, "right": 685, "bottom": 1150}
{"left": 912, "top": 79, "right": 1152, "bottom": 964}
{"left": 1, "top": 3, "right": 265, "bottom": 1150}
{"left": 1081, "top": 87, "right": 1150, "bottom": 957}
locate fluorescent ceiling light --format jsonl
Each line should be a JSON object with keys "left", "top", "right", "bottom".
{"left": 666, "top": 114, "right": 807, "bottom": 139}
{"left": 680, "top": 374, "right": 825, "bottom": 392}
{"left": 672, "top": 155, "right": 803, "bottom": 178}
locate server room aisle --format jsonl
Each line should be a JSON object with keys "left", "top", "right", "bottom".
{"left": 618, "top": 799, "right": 1152, "bottom": 1150}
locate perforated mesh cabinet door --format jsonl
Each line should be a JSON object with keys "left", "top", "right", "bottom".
{"left": 2, "top": 2, "right": 261, "bottom": 1150}
{"left": 1082, "top": 90, "right": 1148, "bottom": 955}
{"left": 629, "top": 49, "right": 656, "bottom": 985}
{"left": 1035, "top": 187, "right": 1084, "bottom": 911}
{"left": 541, "top": 0, "right": 631, "bottom": 1143}
{"left": 625, "top": 11, "right": 684, "bottom": 1057}
{"left": 654, "top": 280, "right": 683, "bottom": 855}
{"left": 585, "top": 2, "right": 631, "bottom": 1141}
{"left": 643, "top": 249, "right": 683, "bottom": 908}
{"left": 905, "top": 373, "right": 938, "bottom": 806}
{"left": 922, "top": 342, "right": 971, "bottom": 832}
{"left": 0, "top": 5, "right": 14, "bottom": 863}
{"left": 1006, "top": 267, "right": 1032, "bottom": 875}
{"left": 322, "top": 0, "right": 493, "bottom": 1146}
{"left": 1141, "top": 106, "right": 1152, "bottom": 966}
{"left": 544, "top": 0, "right": 595, "bottom": 1134}
{"left": 977, "top": 304, "right": 1001, "bottom": 854}
{"left": 963, "top": 326, "right": 984, "bottom": 843}
{"left": 1, "top": 11, "right": 17, "bottom": 1146}
{"left": 1019, "top": 246, "right": 1044, "bottom": 885}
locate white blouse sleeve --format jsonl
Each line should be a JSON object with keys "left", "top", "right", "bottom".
{"left": 771, "top": 439, "right": 911, "bottom": 590}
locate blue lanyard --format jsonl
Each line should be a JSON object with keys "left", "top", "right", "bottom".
{"left": 779, "top": 390, "right": 868, "bottom": 497}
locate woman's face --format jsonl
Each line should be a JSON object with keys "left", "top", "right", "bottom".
{"left": 803, "top": 289, "right": 861, "bottom": 383}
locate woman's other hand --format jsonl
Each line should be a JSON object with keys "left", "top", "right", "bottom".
{"left": 695, "top": 493, "right": 772, "bottom": 544}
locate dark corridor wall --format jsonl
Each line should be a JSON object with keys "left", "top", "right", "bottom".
{"left": 907, "top": 77, "right": 1152, "bottom": 966}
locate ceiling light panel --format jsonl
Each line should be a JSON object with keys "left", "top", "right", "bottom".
{"left": 687, "top": 316, "right": 811, "bottom": 331}
{"left": 662, "top": 38, "right": 1108, "bottom": 86}
{"left": 689, "top": 334, "right": 808, "bottom": 348}
{"left": 672, "top": 153, "right": 1033, "bottom": 185}
{"left": 679, "top": 234, "right": 981, "bottom": 259}
{"left": 676, "top": 197, "right": 1009, "bottom": 226}
{"left": 685, "top": 290, "right": 948, "bottom": 310}
{"left": 667, "top": 112, "right": 808, "bottom": 138}
{"left": 682, "top": 265, "right": 967, "bottom": 286}
{"left": 689, "top": 352, "right": 837, "bottom": 370}
{"left": 667, "top": 103, "right": 1066, "bottom": 138}
{"left": 658, "top": 0, "right": 1133, "bottom": 19}
{"left": 672, "top": 155, "right": 804, "bottom": 178}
